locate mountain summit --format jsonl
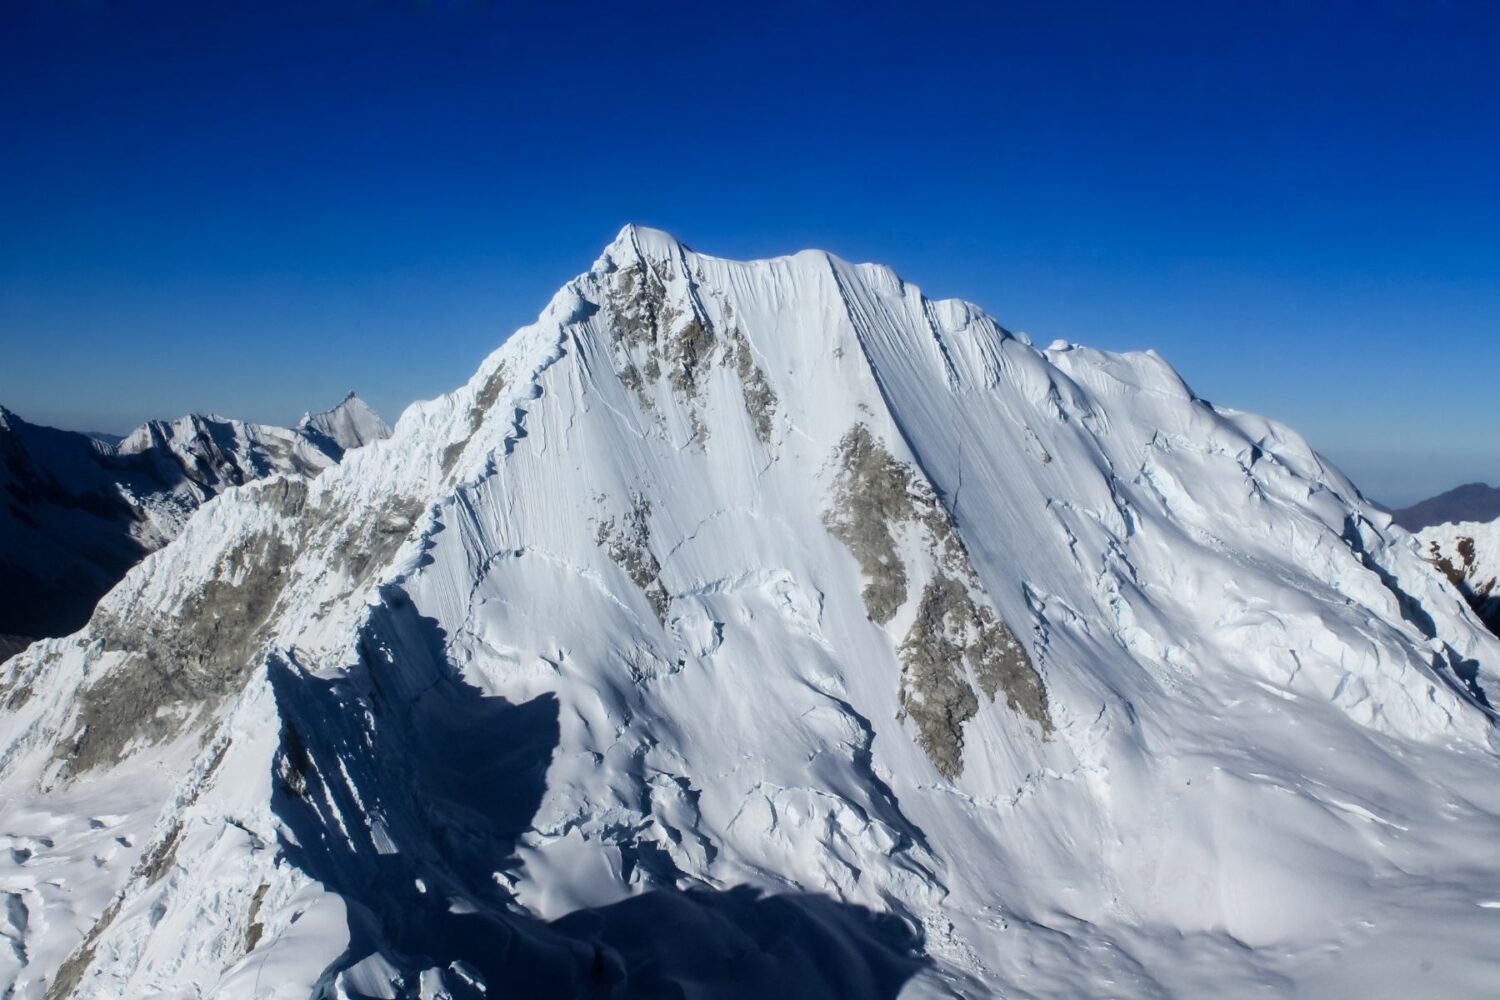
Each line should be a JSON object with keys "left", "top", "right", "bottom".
{"left": 297, "top": 391, "right": 392, "bottom": 457}
{"left": 1, "top": 227, "right": 1497, "bottom": 998}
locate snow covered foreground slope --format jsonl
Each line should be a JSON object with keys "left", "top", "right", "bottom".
{"left": 3, "top": 227, "right": 1500, "bottom": 999}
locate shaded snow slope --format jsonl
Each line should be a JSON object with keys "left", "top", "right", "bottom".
{"left": 0, "top": 397, "right": 387, "bottom": 645}
{"left": 2, "top": 227, "right": 1499, "bottom": 998}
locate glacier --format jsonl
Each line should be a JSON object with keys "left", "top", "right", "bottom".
{"left": 1, "top": 225, "right": 1498, "bottom": 998}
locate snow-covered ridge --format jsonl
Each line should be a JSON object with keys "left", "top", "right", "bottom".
{"left": 1394, "top": 481, "right": 1500, "bottom": 530}
{"left": 0, "top": 395, "right": 388, "bottom": 649}
{"left": 1, "top": 226, "right": 1498, "bottom": 998}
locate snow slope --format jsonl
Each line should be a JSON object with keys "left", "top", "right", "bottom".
{"left": 2, "top": 227, "right": 1498, "bottom": 998}
{"left": 0, "top": 397, "right": 388, "bottom": 647}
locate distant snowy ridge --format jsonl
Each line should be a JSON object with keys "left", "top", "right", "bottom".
{"left": 1393, "top": 481, "right": 1500, "bottom": 530}
{"left": 0, "top": 395, "right": 388, "bottom": 648}
{"left": 1, "top": 227, "right": 1498, "bottom": 998}
{"left": 297, "top": 391, "right": 392, "bottom": 457}
{"left": 0, "top": 635, "right": 29, "bottom": 663}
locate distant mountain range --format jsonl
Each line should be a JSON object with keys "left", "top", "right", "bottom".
{"left": 1392, "top": 482, "right": 1500, "bottom": 531}
{"left": 0, "top": 393, "right": 388, "bottom": 648}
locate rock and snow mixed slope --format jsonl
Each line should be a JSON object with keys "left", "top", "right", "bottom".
{"left": 1397, "top": 485, "right": 1500, "bottom": 637}
{"left": 0, "top": 396, "right": 388, "bottom": 648}
{"left": 2, "top": 227, "right": 1499, "bottom": 998}
{"left": 1419, "top": 518, "right": 1500, "bottom": 637}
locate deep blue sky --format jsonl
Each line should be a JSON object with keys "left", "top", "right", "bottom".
{"left": 2, "top": 2, "right": 1496, "bottom": 505}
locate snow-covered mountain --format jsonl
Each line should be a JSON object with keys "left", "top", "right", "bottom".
{"left": 1393, "top": 482, "right": 1500, "bottom": 531}
{"left": 0, "top": 396, "right": 388, "bottom": 649}
{"left": 2, "top": 226, "right": 1498, "bottom": 998}
{"left": 297, "top": 392, "right": 392, "bottom": 459}
{"left": 1419, "top": 518, "right": 1500, "bottom": 637}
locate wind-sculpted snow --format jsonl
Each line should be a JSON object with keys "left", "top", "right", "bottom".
{"left": 2, "top": 226, "right": 1500, "bottom": 997}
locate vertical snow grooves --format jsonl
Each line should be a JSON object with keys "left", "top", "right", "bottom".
{"left": 824, "top": 254, "right": 970, "bottom": 522}
{"left": 567, "top": 327, "right": 656, "bottom": 443}
{"left": 825, "top": 255, "right": 905, "bottom": 438}
{"left": 919, "top": 297, "right": 962, "bottom": 392}
{"left": 410, "top": 314, "right": 575, "bottom": 595}
{"left": 823, "top": 259, "right": 1051, "bottom": 773}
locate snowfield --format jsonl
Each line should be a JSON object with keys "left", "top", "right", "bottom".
{"left": 2, "top": 226, "right": 1498, "bottom": 998}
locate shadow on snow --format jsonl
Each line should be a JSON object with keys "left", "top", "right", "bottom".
{"left": 268, "top": 585, "right": 927, "bottom": 999}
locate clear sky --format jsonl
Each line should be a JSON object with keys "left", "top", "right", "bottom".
{"left": 2, "top": 2, "right": 1496, "bottom": 506}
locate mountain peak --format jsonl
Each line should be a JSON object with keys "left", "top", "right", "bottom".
{"left": 297, "top": 391, "right": 390, "bottom": 456}
{"left": 2, "top": 236, "right": 1498, "bottom": 998}
{"left": 598, "top": 223, "right": 691, "bottom": 275}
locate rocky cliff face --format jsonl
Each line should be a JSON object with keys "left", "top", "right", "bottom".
{"left": 1, "top": 227, "right": 1497, "bottom": 998}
